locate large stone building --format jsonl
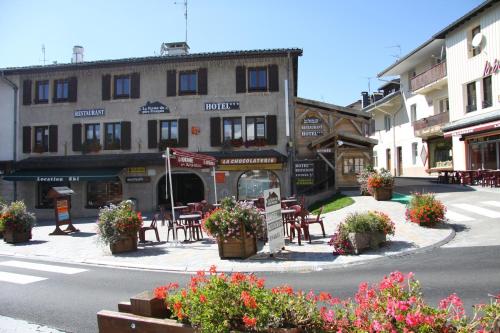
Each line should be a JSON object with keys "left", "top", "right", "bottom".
{"left": 0, "top": 75, "right": 16, "bottom": 201}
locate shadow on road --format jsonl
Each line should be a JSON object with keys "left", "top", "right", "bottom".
{"left": 394, "top": 178, "right": 476, "bottom": 195}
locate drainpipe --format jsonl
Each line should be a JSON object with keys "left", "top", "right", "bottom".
{"left": 1, "top": 71, "right": 18, "bottom": 200}
{"left": 286, "top": 51, "right": 294, "bottom": 197}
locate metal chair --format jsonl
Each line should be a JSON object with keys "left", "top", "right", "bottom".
{"left": 139, "top": 214, "right": 160, "bottom": 243}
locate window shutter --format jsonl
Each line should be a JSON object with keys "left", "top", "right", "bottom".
{"left": 198, "top": 68, "right": 207, "bottom": 95}
{"left": 22, "top": 80, "right": 32, "bottom": 105}
{"left": 72, "top": 124, "right": 82, "bottom": 151}
{"left": 22, "top": 126, "right": 31, "bottom": 153}
{"left": 52, "top": 80, "right": 57, "bottom": 103}
{"left": 266, "top": 115, "right": 277, "bottom": 145}
{"left": 268, "top": 64, "right": 279, "bottom": 92}
{"left": 49, "top": 125, "right": 58, "bottom": 152}
{"left": 102, "top": 74, "right": 111, "bottom": 100}
{"left": 34, "top": 82, "right": 40, "bottom": 104}
{"left": 131, "top": 72, "right": 140, "bottom": 98}
{"left": 178, "top": 119, "right": 189, "bottom": 147}
{"left": 121, "top": 121, "right": 131, "bottom": 150}
{"left": 210, "top": 117, "right": 222, "bottom": 147}
{"left": 68, "top": 77, "right": 78, "bottom": 102}
{"left": 235, "top": 66, "right": 246, "bottom": 93}
{"left": 167, "top": 70, "right": 177, "bottom": 97}
{"left": 148, "top": 120, "right": 158, "bottom": 149}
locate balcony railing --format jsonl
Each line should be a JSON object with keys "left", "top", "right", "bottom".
{"left": 413, "top": 111, "right": 449, "bottom": 137}
{"left": 410, "top": 61, "right": 447, "bottom": 92}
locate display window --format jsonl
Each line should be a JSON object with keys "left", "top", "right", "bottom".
{"left": 237, "top": 170, "right": 280, "bottom": 200}
{"left": 86, "top": 181, "right": 122, "bottom": 208}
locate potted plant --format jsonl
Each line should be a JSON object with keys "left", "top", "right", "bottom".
{"left": 96, "top": 200, "right": 143, "bottom": 254}
{"left": 159, "top": 139, "right": 178, "bottom": 151}
{"left": 82, "top": 140, "right": 102, "bottom": 154}
{"left": 0, "top": 201, "right": 36, "bottom": 244}
{"left": 202, "top": 197, "right": 263, "bottom": 259}
{"left": 328, "top": 211, "right": 395, "bottom": 255}
{"left": 367, "top": 169, "right": 394, "bottom": 200}
{"left": 405, "top": 192, "right": 446, "bottom": 227}
{"left": 356, "top": 166, "right": 376, "bottom": 196}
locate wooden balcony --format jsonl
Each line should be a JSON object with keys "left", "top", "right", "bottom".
{"left": 414, "top": 111, "right": 449, "bottom": 138}
{"left": 411, "top": 61, "right": 447, "bottom": 92}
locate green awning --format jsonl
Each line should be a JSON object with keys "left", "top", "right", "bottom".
{"left": 3, "top": 168, "right": 122, "bottom": 182}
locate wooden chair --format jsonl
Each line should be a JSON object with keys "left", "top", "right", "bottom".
{"left": 189, "top": 210, "right": 204, "bottom": 240}
{"left": 139, "top": 214, "right": 160, "bottom": 243}
{"left": 303, "top": 206, "right": 326, "bottom": 238}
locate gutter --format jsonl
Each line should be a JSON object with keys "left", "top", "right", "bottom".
{"left": 1, "top": 71, "right": 18, "bottom": 200}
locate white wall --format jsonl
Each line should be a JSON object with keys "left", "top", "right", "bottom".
{"left": 0, "top": 79, "right": 15, "bottom": 161}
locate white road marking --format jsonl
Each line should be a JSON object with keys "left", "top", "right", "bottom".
{"left": 482, "top": 201, "right": 500, "bottom": 208}
{"left": 446, "top": 210, "right": 474, "bottom": 222}
{"left": 0, "top": 271, "right": 47, "bottom": 284}
{"left": 0, "top": 260, "right": 87, "bottom": 275}
{"left": 451, "top": 203, "right": 500, "bottom": 218}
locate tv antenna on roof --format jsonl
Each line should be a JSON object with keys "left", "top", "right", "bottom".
{"left": 363, "top": 76, "right": 374, "bottom": 94}
{"left": 40, "top": 44, "right": 47, "bottom": 65}
{"left": 174, "top": 0, "right": 188, "bottom": 43}
{"left": 386, "top": 44, "right": 401, "bottom": 60}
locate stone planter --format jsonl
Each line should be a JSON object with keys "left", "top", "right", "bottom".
{"left": 348, "top": 232, "right": 387, "bottom": 254}
{"left": 372, "top": 187, "right": 393, "bottom": 201}
{"left": 369, "top": 232, "right": 387, "bottom": 249}
{"left": 3, "top": 229, "right": 31, "bottom": 244}
{"left": 110, "top": 235, "right": 138, "bottom": 254}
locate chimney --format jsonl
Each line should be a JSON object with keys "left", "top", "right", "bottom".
{"left": 163, "top": 42, "right": 190, "bottom": 56}
{"left": 72, "top": 45, "right": 84, "bottom": 63}
{"left": 361, "top": 92, "right": 370, "bottom": 108}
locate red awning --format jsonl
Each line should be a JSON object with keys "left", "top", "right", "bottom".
{"left": 443, "top": 119, "right": 500, "bottom": 138}
{"left": 169, "top": 148, "right": 217, "bottom": 168}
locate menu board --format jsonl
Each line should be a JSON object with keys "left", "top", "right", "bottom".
{"left": 263, "top": 188, "right": 285, "bottom": 254}
{"left": 56, "top": 199, "right": 70, "bottom": 222}
{"left": 294, "top": 161, "right": 315, "bottom": 187}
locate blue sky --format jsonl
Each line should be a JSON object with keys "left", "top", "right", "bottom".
{"left": 0, "top": 0, "right": 483, "bottom": 106}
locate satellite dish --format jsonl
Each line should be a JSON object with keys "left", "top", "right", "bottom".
{"left": 471, "top": 33, "right": 484, "bottom": 48}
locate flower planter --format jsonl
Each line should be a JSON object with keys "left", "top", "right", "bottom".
{"left": 369, "top": 231, "right": 387, "bottom": 249}
{"left": 3, "top": 229, "right": 31, "bottom": 244}
{"left": 217, "top": 234, "right": 257, "bottom": 259}
{"left": 348, "top": 232, "right": 387, "bottom": 255}
{"left": 372, "top": 187, "right": 393, "bottom": 201}
{"left": 110, "top": 235, "right": 138, "bottom": 254}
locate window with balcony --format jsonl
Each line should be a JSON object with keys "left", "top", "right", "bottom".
{"left": 384, "top": 115, "right": 391, "bottom": 131}
{"left": 104, "top": 122, "right": 121, "bottom": 150}
{"left": 223, "top": 117, "right": 242, "bottom": 141}
{"left": 410, "top": 104, "right": 417, "bottom": 122}
{"left": 483, "top": 76, "right": 492, "bottom": 109}
{"left": 246, "top": 116, "right": 265, "bottom": 141}
{"left": 466, "top": 81, "right": 477, "bottom": 112}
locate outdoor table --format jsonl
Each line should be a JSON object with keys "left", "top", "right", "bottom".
{"left": 281, "top": 199, "right": 298, "bottom": 207}
{"left": 178, "top": 214, "right": 202, "bottom": 241}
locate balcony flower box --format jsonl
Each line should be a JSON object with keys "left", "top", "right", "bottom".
{"left": 82, "top": 140, "right": 102, "bottom": 154}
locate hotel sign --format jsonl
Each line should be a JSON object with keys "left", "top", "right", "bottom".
{"left": 74, "top": 108, "right": 105, "bottom": 118}
{"left": 139, "top": 101, "right": 169, "bottom": 114}
{"left": 294, "top": 161, "right": 315, "bottom": 186}
{"left": 204, "top": 101, "right": 240, "bottom": 111}
{"left": 301, "top": 116, "right": 323, "bottom": 137}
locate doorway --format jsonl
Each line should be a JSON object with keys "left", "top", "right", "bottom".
{"left": 397, "top": 146, "right": 403, "bottom": 176}
{"left": 157, "top": 173, "right": 205, "bottom": 208}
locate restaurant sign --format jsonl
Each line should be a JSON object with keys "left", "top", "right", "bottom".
{"left": 204, "top": 101, "right": 240, "bottom": 111}
{"left": 263, "top": 188, "right": 285, "bottom": 254}
{"left": 444, "top": 120, "right": 500, "bottom": 138}
{"left": 301, "top": 116, "right": 323, "bottom": 137}
{"left": 139, "top": 101, "right": 169, "bottom": 114}
{"left": 74, "top": 108, "right": 105, "bottom": 118}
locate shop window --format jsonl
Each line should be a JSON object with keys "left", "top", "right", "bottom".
{"left": 237, "top": 170, "right": 279, "bottom": 200}
{"left": 179, "top": 71, "right": 197, "bottom": 95}
{"left": 37, "top": 182, "right": 69, "bottom": 209}
{"left": 160, "top": 120, "right": 178, "bottom": 140}
{"left": 466, "top": 81, "right": 477, "bottom": 112}
{"left": 35, "top": 80, "right": 49, "bottom": 103}
{"left": 483, "top": 76, "right": 492, "bottom": 108}
{"left": 54, "top": 79, "right": 69, "bottom": 102}
{"left": 223, "top": 117, "right": 242, "bottom": 141}
{"left": 343, "top": 157, "right": 364, "bottom": 174}
{"left": 104, "top": 122, "right": 121, "bottom": 150}
{"left": 438, "top": 98, "right": 449, "bottom": 113}
{"left": 87, "top": 181, "right": 122, "bottom": 208}
{"left": 246, "top": 116, "right": 265, "bottom": 141}
{"left": 34, "top": 126, "right": 49, "bottom": 152}
{"left": 412, "top": 143, "right": 418, "bottom": 165}
{"left": 410, "top": 104, "right": 417, "bottom": 122}
{"left": 248, "top": 67, "right": 267, "bottom": 92}
{"left": 384, "top": 115, "right": 391, "bottom": 131}
{"left": 114, "top": 75, "right": 130, "bottom": 98}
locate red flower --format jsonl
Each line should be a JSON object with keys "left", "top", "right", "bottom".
{"left": 199, "top": 294, "right": 207, "bottom": 303}
{"left": 240, "top": 291, "right": 257, "bottom": 309}
{"left": 242, "top": 315, "right": 257, "bottom": 327}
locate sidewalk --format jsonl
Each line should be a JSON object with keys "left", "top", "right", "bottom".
{"left": 0, "top": 193, "right": 453, "bottom": 273}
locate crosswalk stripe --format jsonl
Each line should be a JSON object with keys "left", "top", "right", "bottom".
{"left": 446, "top": 210, "right": 474, "bottom": 222}
{"left": 451, "top": 203, "right": 500, "bottom": 218}
{"left": 482, "top": 201, "right": 500, "bottom": 208}
{"left": 0, "top": 271, "right": 47, "bottom": 284}
{"left": 0, "top": 260, "right": 87, "bottom": 275}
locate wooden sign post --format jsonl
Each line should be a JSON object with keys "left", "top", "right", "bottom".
{"left": 47, "top": 187, "right": 79, "bottom": 235}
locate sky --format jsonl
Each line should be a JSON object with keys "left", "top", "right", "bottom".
{"left": 0, "top": 0, "right": 484, "bottom": 106}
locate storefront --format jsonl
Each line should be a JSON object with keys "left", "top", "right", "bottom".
{"left": 427, "top": 138, "right": 453, "bottom": 170}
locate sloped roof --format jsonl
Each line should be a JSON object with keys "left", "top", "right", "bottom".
{"left": 295, "top": 97, "right": 371, "bottom": 119}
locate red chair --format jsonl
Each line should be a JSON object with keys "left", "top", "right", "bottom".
{"left": 139, "top": 214, "right": 160, "bottom": 243}
{"left": 288, "top": 205, "right": 309, "bottom": 245}
{"left": 303, "top": 206, "right": 326, "bottom": 238}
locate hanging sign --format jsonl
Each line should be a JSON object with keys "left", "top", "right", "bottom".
{"left": 74, "top": 108, "right": 105, "bottom": 118}
{"left": 204, "top": 101, "right": 240, "bottom": 111}
{"left": 139, "top": 101, "right": 169, "bottom": 114}
{"left": 301, "top": 116, "right": 323, "bottom": 137}
{"left": 263, "top": 188, "right": 285, "bottom": 254}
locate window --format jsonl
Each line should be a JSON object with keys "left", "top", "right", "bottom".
{"left": 160, "top": 120, "right": 178, "bottom": 140}
{"left": 438, "top": 98, "right": 449, "bottom": 113}
{"left": 54, "top": 79, "right": 69, "bottom": 101}
{"left": 179, "top": 71, "right": 197, "bottom": 95}
{"left": 36, "top": 80, "right": 49, "bottom": 103}
{"left": 37, "top": 182, "right": 69, "bottom": 209}
{"left": 246, "top": 116, "right": 265, "bottom": 141}
{"left": 223, "top": 117, "right": 242, "bottom": 140}
{"left": 483, "top": 76, "right": 492, "bottom": 108}
{"left": 87, "top": 181, "right": 122, "bottom": 208}
{"left": 410, "top": 104, "right": 417, "bottom": 122}
{"left": 114, "top": 75, "right": 130, "bottom": 98}
{"left": 412, "top": 143, "right": 418, "bottom": 165}
{"left": 466, "top": 81, "right": 477, "bottom": 112}
{"left": 34, "top": 126, "right": 49, "bottom": 152}
{"left": 104, "top": 123, "right": 121, "bottom": 150}
{"left": 248, "top": 67, "right": 267, "bottom": 91}
{"left": 373, "top": 151, "right": 378, "bottom": 167}
{"left": 471, "top": 26, "right": 481, "bottom": 57}
{"left": 85, "top": 124, "right": 100, "bottom": 142}
{"left": 384, "top": 115, "right": 391, "bottom": 131}
{"left": 237, "top": 170, "right": 279, "bottom": 200}
{"left": 343, "top": 157, "right": 364, "bottom": 174}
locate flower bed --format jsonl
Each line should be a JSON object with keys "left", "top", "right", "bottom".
{"left": 405, "top": 192, "right": 446, "bottom": 227}
{"left": 328, "top": 211, "right": 395, "bottom": 255}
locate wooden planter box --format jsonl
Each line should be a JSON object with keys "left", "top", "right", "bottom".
{"left": 217, "top": 224, "right": 257, "bottom": 259}
{"left": 110, "top": 235, "right": 138, "bottom": 254}
{"left": 373, "top": 187, "right": 393, "bottom": 201}
{"left": 348, "top": 232, "right": 387, "bottom": 255}
{"left": 3, "top": 229, "right": 31, "bottom": 244}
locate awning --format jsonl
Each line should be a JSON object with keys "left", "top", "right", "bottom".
{"left": 443, "top": 119, "right": 500, "bottom": 138}
{"left": 443, "top": 109, "right": 500, "bottom": 137}
{"left": 3, "top": 168, "right": 122, "bottom": 182}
